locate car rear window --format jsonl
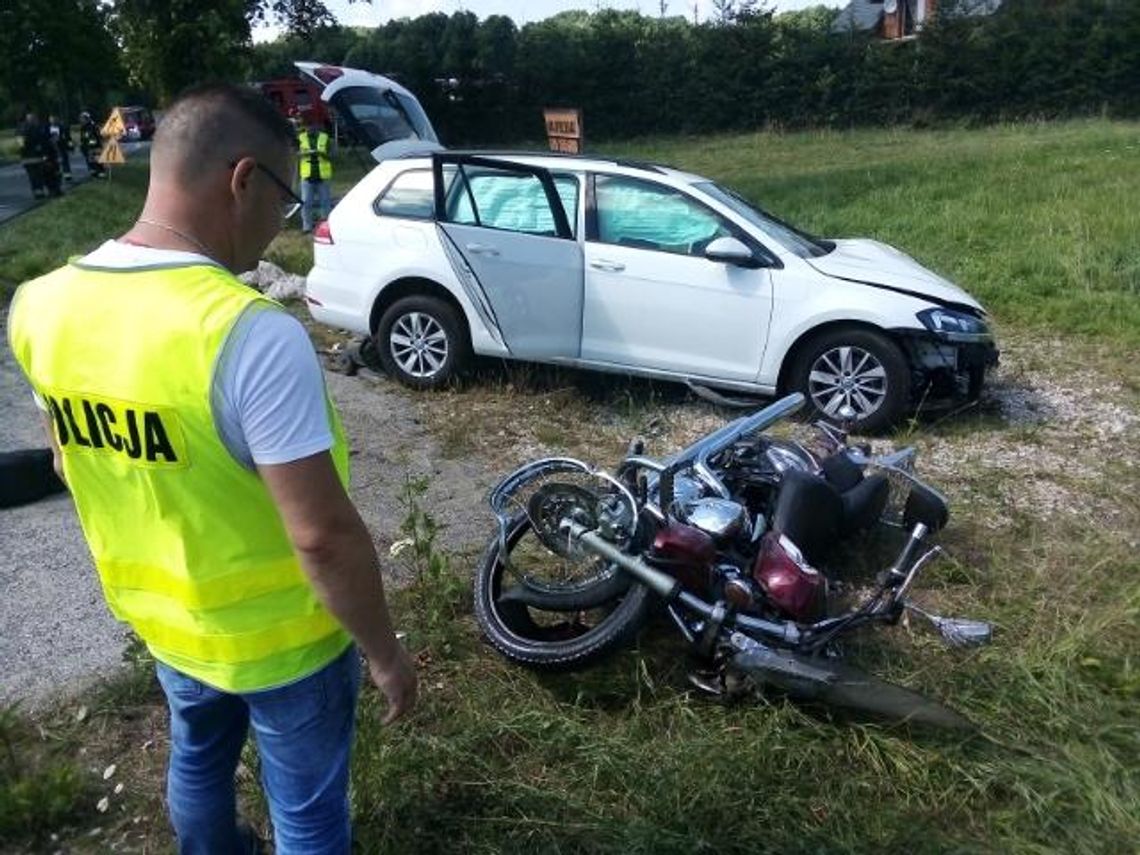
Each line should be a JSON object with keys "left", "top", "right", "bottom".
{"left": 374, "top": 169, "right": 434, "bottom": 219}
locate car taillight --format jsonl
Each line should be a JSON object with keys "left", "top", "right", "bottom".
{"left": 313, "top": 221, "right": 333, "bottom": 244}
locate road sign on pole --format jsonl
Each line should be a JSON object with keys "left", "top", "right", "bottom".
{"left": 98, "top": 139, "right": 125, "bottom": 165}
{"left": 101, "top": 108, "right": 125, "bottom": 140}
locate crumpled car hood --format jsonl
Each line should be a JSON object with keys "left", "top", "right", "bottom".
{"left": 807, "top": 239, "right": 983, "bottom": 313}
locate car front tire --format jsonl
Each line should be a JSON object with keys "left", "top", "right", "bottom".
{"left": 375, "top": 295, "right": 469, "bottom": 389}
{"left": 788, "top": 328, "right": 909, "bottom": 434}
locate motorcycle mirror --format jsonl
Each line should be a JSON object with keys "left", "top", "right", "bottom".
{"left": 906, "top": 602, "right": 992, "bottom": 647}
{"left": 936, "top": 617, "right": 993, "bottom": 647}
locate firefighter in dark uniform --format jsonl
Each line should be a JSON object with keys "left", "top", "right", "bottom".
{"left": 79, "top": 112, "right": 107, "bottom": 179}
{"left": 20, "top": 112, "right": 62, "bottom": 199}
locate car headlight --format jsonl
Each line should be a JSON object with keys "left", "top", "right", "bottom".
{"left": 917, "top": 307, "right": 990, "bottom": 342}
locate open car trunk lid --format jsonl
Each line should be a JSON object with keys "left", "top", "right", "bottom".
{"left": 294, "top": 61, "right": 444, "bottom": 162}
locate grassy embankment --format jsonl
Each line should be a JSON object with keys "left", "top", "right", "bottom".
{"left": 1, "top": 120, "right": 1137, "bottom": 853}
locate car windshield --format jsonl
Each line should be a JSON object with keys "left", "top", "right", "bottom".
{"left": 696, "top": 182, "right": 832, "bottom": 259}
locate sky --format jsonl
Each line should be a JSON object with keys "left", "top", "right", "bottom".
{"left": 254, "top": 0, "right": 843, "bottom": 42}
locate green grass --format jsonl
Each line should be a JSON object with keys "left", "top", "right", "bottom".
{"left": 0, "top": 150, "right": 371, "bottom": 303}
{"left": 602, "top": 119, "right": 1140, "bottom": 349}
{"left": 2, "top": 121, "right": 1138, "bottom": 852}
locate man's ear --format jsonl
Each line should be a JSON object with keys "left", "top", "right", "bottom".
{"left": 230, "top": 157, "right": 256, "bottom": 202}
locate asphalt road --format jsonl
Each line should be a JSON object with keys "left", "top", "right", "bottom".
{"left": 0, "top": 141, "right": 150, "bottom": 226}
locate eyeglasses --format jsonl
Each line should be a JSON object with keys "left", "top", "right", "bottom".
{"left": 230, "top": 160, "right": 303, "bottom": 221}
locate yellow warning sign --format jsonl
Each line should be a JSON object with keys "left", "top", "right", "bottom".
{"left": 101, "top": 108, "right": 125, "bottom": 140}
{"left": 98, "top": 139, "right": 125, "bottom": 165}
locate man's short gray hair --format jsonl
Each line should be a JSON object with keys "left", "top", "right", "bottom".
{"left": 153, "top": 83, "right": 296, "bottom": 184}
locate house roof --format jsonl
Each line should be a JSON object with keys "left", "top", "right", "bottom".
{"left": 832, "top": 0, "right": 1003, "bottom": 34}
{"left": 832, "top": 0, "right": 885, "bottom": 33}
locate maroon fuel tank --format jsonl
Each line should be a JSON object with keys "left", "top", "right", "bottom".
{"left": 647, "top": 520, "right": 716, "bottom": 592}
{"left": 751, "top": 532, "right": 826, "bottom": 621}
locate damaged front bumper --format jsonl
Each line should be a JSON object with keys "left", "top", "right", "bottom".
{"left": 893, "top": 330, "right": 1000, "bottom": 407}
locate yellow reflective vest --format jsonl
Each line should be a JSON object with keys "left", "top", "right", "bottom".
{"left": 8, "top": 261, "right": 351, "bottom": 692}
{"left": 298, "top": 129, "right": 332, "bottom": 181}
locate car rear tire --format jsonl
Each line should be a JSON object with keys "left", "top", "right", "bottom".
{"left": 375, "top": 295, "right": 469, "bottom": 389}
{"left": 788, "top": 328, "right": 909, "bottom": 434}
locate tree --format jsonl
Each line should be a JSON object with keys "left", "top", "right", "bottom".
{"left": 0, "top": 0, "right": 124, "bottom": 122}
{"left": 112, "top": 0, "right": 252, "bottom": 103}
{"left": 111, "top": 0, "right": 358, "bottom": 103}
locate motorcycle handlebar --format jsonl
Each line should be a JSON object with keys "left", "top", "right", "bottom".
{"left": 618, "top": 393, "right": 806, "bottom": 507}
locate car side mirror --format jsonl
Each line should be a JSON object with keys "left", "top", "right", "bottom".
{"left": 704, "top": 236, "right": 761, "bottom": 268}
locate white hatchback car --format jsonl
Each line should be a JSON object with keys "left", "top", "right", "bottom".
{"left": 305, "top": 152, "right": 998, "bottom": 431}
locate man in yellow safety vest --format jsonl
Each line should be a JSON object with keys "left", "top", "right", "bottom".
{"left": 8, "top": 83, "right": 416, "bottom": 854}
{"left": 297, "top": 111, "right": 333, "bottom": 233}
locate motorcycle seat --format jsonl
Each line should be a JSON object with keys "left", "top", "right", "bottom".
{"left": 770, "top": 468, "right": 889, "bottom": 564}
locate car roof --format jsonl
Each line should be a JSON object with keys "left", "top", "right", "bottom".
{"left": 389, "top": 149, "right": 709, "bottom": 186}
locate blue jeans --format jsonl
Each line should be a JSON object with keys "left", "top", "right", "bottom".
{"left": 156, "top": 646, "right": 361, "bottom": 855}
{"left": 301, "top": 179, "right": 331, "bottom": 232}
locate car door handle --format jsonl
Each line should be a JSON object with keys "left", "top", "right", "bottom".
{"left": 464, "top": 243, "right": 500, "bottom": 257}
{"left": 590, "top": 259, "right": 625, "bottom": 272}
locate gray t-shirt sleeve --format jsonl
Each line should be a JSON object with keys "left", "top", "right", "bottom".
{"left": 212, "top": 307, "right": 333, "bottom": 468}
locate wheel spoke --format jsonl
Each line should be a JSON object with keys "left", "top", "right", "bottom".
{"left": 397, "top": 351, "right": 419, "bottom": 373}
{"left": 838, "top": 346, "right": 853, "bottom": 374}
{"left": 390, "top": 333, "right": 414, "bottom": 347}
{"left": 856, "top": 364, "right": 886, "bottom": 380}
{"left": 823, "top": 391, "right": 845, "bottom": 416}
{"left": 852, "top": 389, "right": 876, "bottom": 413}
{"left": 809, "top": 369, "right": 840, "bottom": 387}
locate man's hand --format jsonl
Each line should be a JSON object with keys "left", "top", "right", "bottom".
{"left": 368, "top": 644, "right": 418, "bottom": 724}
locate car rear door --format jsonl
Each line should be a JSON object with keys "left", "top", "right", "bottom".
{"left": 582, "top": 172, "right": 774, "bottom": 382}
{"left": 432, "top": 154, "right": 584, "bottom": 359}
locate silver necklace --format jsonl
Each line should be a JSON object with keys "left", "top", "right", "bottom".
{"left": 135, "top": 217, "right": 214, "bottom": 259}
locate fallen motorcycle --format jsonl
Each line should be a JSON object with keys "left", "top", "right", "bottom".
{"left": 474, "top": 393, "right": 991, "bottom": 729}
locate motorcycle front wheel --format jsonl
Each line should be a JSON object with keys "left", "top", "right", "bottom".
{"left": 473, "top": 512, "right": 653, "bottom": 671}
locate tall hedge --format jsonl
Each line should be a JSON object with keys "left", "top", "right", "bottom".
{"left": 251, "top": 0, "right": 1140, "bottom": 145}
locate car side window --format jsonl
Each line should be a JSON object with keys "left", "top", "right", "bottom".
{"left": 445, "top": 167, "right": 577, "bottom": 238}
{"left": 593, "top": 175, "right": 731, "bottom": 257}
{"left": 374, "top": 169, "right": 434, "bottom": 219}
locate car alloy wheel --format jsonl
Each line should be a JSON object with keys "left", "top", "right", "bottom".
{"left": 389, "top": 311, "right": 449, "bottom": 379}
{"left": 807, "top": 345, "right": 888, "bottom": 420}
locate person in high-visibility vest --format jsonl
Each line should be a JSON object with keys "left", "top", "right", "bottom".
{"left": 9, "top": 84, "right": 416, "bottom": 854}
{"left": 297, "top": 112, "right": 333, "bottom": 233}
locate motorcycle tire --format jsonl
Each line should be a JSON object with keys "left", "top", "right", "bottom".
{"left": 474, "top": 512, "right": 654, "bottom": 672}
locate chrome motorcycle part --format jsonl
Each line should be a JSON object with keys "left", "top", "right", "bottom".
{"left": 528, "top": 482, "right": 600, "bottom": 559}
{"left": 671, "top": 473, "right": 707, "bottom": 507}
{"left": 721, "top": 571, "right": 758, "bottom": 610}
{"left": 727, "top": 634, "right": 975, "bottom": 730}
{"left": 678, "top": 497, "right": 749, "bottom": 541}
{"left": 906, "top": 602, "right": 993, "bottom": 647}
